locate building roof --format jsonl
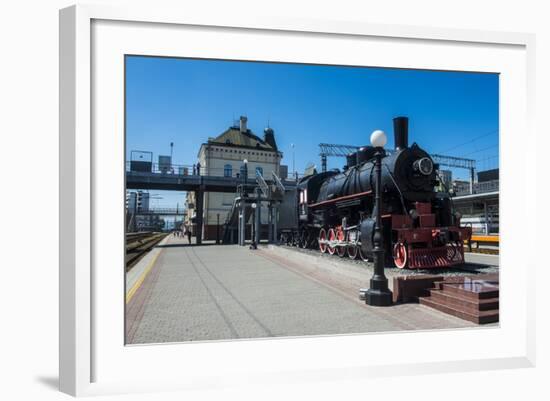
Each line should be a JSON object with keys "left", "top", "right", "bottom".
{"left": 207, "top": 126, "right": 275, "bottom": 151}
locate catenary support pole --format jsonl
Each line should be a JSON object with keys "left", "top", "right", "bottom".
{"left": 254, "top": 188, "right": 261, "bottom": 244}
{"left": 239, "top": 199, "right": 246, "bottom": 246}
{"left": 216, "top": 213, "right": 220, "bottom": 244}
{"left": 267, "top": 202, "right": 273, "bottom": 243}
{"left": 195, "top": 190, "right": 204, "bottom": 245}
{"left": 273, "top": 206, "right": 278, "bottom": 243}
{"left": 483, "top": 201, "right": 489, "bottom": 235}
{"left": 470, "top": 167, "right": 476, "bottom": 194}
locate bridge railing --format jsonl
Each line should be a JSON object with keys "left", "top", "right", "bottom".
{"left": 127, "top": 161, "right": 211, "bottom": 176}
{"left": 133, "top": 208, "right": 186, "bottom": 215}
{"left": 126, "top": 161, "right": 302, "bottom": 182}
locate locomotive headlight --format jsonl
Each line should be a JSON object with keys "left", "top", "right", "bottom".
{"left": 413, "top": 157, "right": 434, "bottom": 175}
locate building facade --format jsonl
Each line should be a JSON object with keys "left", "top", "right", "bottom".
{"left": 125, "top": 190, "right": 164, "bottom": 232}
{"left": 450, "top": 168, "right": 500, "bottom": 197}
{"left": 126, "top": 190, "right": 150, "bottom": 214}
{"left": 185, "top": 116, "right": 284, "bottom": 240}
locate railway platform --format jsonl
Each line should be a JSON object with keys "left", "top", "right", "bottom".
{"left": 124, "top": 236, "right": 494, "bottom": 344}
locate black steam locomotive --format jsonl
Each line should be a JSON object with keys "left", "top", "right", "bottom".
{"left": 280, "top": 117, "right": 471, "bottom": 269}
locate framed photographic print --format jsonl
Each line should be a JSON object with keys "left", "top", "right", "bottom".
{"left": 59, "top": 4, "right": 536, "bottom": 397}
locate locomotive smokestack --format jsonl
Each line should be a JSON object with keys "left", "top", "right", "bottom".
{"left": 393, "top": 116, "right": 409, "bottom": 150}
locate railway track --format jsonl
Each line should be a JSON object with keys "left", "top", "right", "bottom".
{"left": 126, "top": 232, "right": 168, "bottom": 271}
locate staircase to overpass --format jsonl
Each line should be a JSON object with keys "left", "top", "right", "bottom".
{"left": 222, "top": 171, "right": 287, "bottom": 245}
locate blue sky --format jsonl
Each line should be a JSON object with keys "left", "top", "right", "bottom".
{"left": 126, "top": 56, "right": 499, "bottom": 209}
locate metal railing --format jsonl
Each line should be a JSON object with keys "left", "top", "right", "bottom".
{"left": 127, "top": 161, "right": 228, "bottom": 177}
{"left": 130, "top": 208, "right": 186, "bottom": 215}
{"left": 475, "top": 180, "right": 499, "bottom": 194}
{"left": 454, "top": 180, "right": 499, "bottom": 196}
{"left": 126, "top": 161, "right": 301, "bottom": 182}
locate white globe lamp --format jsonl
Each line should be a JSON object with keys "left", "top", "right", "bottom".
{"left": 370, "top": 130, "right": 387, "bottom": 148}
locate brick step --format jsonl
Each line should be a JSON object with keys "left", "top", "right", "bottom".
{"left": 428, "top": 289, "right": 499, "bottom": 312}
{"left": 436, "top": 282, "right": 499, "bottom": 300}
{"left": 419, "top": 296, "right": 499, "bottom": 324}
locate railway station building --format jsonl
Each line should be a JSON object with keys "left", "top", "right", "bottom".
{"left": 185, "top": 116, "right": 286, "bottom": 240}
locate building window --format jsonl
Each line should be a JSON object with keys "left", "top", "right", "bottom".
{"left": 224, "top": 164, "right": 232, "bottom": 177}
{"left": 255, "top": 167, "right": 263, "bottom": 177}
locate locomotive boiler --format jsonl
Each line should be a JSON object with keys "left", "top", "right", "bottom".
{"left": 281, "top": 116, "right": 471, "bottom": 269}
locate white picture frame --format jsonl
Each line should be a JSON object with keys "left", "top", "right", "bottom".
{"left": 59, "top": 4, "right": 536, "bottom": 397}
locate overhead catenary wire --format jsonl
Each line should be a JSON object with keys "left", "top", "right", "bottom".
{"left": 459, "top": 144, "right": 499, "bottom": 158}
{"left": 475, "top": 154, "right": 499, "bottom": 161}
{"left": 476, "top": 154, "right": 499, "bottom": 171}
{"left": 436, "top": 129, "right": 498, "bottom": 154}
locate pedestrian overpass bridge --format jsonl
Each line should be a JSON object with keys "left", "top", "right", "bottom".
{"left": 126, "top": 170, "right": 266, "bottom": 192}
{"left": 126, "top": 162, "right": 296, "bottom": 192}
{"left": 126, "top": 162, "right": 296, "bottom": 244}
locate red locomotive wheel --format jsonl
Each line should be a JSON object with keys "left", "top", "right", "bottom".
{"left": 393, "top": 242, "right": 408, "bottom": 269}
{"left": 327, "top": 228, "right": 336, "bottom": 255}
{"left": 336, "top": 230, "right": 346, "bottom": 257}
{"left": 319, "top": 228, "right": 327, "bottom": 253}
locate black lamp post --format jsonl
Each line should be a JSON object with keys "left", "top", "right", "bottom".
{"left": 250, "top": 202, "right": 258, "bottom": 249}
{"left": 242, "top": 159, "right": 248, "bottom": 193}
{"left": 364, "top": 130, "right": 393, "bottom": 307}
{"left": 238, "top": 159, "right": 248, "bottom": 247}
{"left": 216, "top": 213, "right": 220, "bottom": 244}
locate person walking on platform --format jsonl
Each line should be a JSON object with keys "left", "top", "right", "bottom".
{"left": 185, "top": 226, "right": 192, "bottom": 244}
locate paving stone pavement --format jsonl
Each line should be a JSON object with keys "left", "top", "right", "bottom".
{"left": 126, "top": 237, "right": 475, "bottom": 344}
